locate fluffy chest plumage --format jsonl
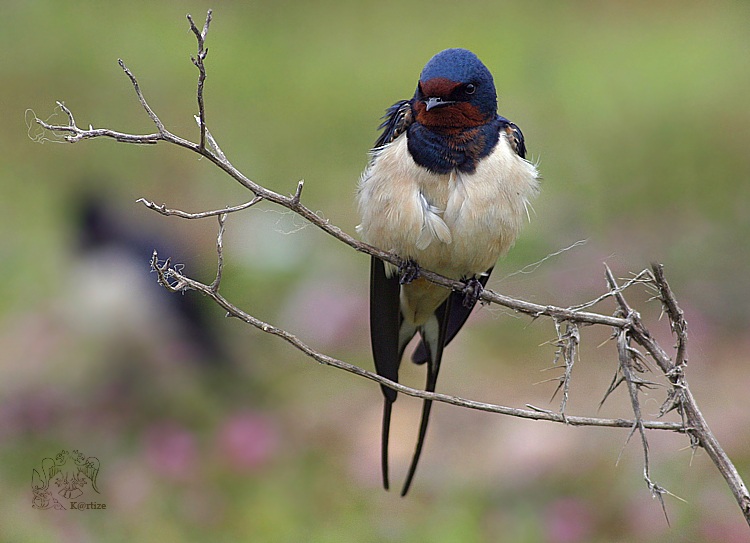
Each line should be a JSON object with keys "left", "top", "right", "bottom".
{"left": 357, "top": 131, "right": 539, "bottom": 279}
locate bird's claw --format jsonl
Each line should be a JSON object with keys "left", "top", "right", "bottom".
{"left": 461, "top": 277, "right": 484, "bottom": 308}
{"left": 399, "top": 259, "right": 421, "bottom": 285}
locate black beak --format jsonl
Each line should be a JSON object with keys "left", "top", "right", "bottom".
{"left": 424, "top": 97, "right": 455, "bottom": 111}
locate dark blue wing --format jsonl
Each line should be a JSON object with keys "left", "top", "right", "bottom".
{"left": 374, "top": 100, "right": 412, "bottom": 148}
{"left": 369, "top": 257, "right": 402, "bottom": 490}
{"left": 369, "top": 257, "right": 402, "bottom": 402}
{"left": 497, "top": 116, "right": 527, "bottom": 159}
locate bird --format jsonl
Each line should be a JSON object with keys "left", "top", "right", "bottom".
{"left": 356, "top": 48, "right": 540, "bottom": 495}
{"left": 73, "top": 192, "right": 231, "bottom": 368}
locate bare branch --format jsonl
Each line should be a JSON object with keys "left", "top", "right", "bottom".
{"left": 211, "top": 213, "right": 226, "bottom": 292}
{"left": 136, "top": 196, "right": 263, "bottom": 219}
{"left": 34, "top": 101, "right": 162, "bottom": 145}
{"left": 652, "top": 263, "right": 688, "bottom": 368}
{"left": 150, "top": 252, "right": 186, "bottom": 293}
{"left": 605, "top": 268, "right": 670, "bottom": 516}
{"left": 548, "top": 321, "right": 579, "bottom": 419}
{"left": 291, "top": 180, "right": 305, "bottom": 207}
{"left": 147, "top": 249, "right": 683, "bottom": 432}
{"left": 34, "top": 70, "right": 633, "bottom": 330}
{"left": 187, "top": 10, "right": 212, "bottom": 150}
{"left": 649, "top": 263, "right": 750, "bottom": 523}
{"left": 194, "top": 115, "right": 226, "bottom": 160}
{"left": 118, "top": 59, "right": 166, "bottom": 133}
{"left": 568, "top": 268, "right": 653, "bottom": 312}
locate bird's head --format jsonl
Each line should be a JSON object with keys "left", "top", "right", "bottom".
{"left": 412, "top": 48, "right": 497, "bottom": 131}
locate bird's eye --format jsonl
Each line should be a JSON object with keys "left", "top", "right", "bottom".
{"left": 464, "top": 83, "right": 476, "bottom": 95}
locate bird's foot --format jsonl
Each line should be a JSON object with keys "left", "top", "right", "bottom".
{"left": 461, "top": 277, "right": 484, "bottom": 308}
{"left": 399, "top": 259, "right": 421, "bottom": 285}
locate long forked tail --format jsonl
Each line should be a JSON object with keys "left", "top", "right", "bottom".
{"left": 381, "top": 399, "right": 393, "bottom": 490}
{"left": 400, "top": 394, "right": 434, "bottom": 496}
{"left": 400, "top": 297, "right": 451, "bottom": 496}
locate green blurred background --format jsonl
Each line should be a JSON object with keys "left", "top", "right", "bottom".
{"left": 3, "top": 1, "right": 750, "bottom": 541}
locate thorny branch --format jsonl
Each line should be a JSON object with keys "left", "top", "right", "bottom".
{"left": 547, "top": 321, "right": 579, "bottom": 420}
{"left": 33, "top": 10, "right": 750, "bottom": 527}
{"left": 606, "top": 267, "right": 671, "bottom": 520}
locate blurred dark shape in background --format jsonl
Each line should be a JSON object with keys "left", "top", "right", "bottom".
{"left": 73, "top": 190, "right": 231, "bottom": 369}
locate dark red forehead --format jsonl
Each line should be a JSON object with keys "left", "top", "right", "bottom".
{"left": 420, "top": 77, "right": 460, "bottom": 97}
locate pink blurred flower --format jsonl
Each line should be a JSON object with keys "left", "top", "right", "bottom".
{"left": 217, "top": 411, "right": 279, "bottom": 471}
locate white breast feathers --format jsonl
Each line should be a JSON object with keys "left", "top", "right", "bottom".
{"left": 357, "top": 132, "right": 539, "bottom": 280}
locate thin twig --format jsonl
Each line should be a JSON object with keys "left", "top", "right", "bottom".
{"left": 211, "top": 213, "right": 226, "bottom": 292}
{"left": 187, "top": 10, "right": 211, "bottom": 150}
{"left": 136, "top": 196, "right": 263, "bottom": 219}
{"left": 548, "top": 321, "right": 579, "bottom": 419}
{"left": 291, "top": 180, "right": 304, "bottom": 207}
{"left": 35, "top": 101, "right": 162, "bottom": 145}
{"left": 652, "top": 264, "right": 688, "bottom": 368}
{"left": 568, "top": 269, "right": 652, "bottom": 312}
{"left": 194, "top": 115, "right": 226, "bottom": 160}
{"left": 118, "top": 59, "right": 166, "bottom": 134}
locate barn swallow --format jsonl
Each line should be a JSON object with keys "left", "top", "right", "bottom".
{"left": 357, "top": 48, "right": 540, "bottom": 495}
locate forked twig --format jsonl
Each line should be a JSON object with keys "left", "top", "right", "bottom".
{"left": 136, "top": 196, "right": 263, "bottom": 219}
{"left": 187, "top": 10, "right": 211, "bottom": 150}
